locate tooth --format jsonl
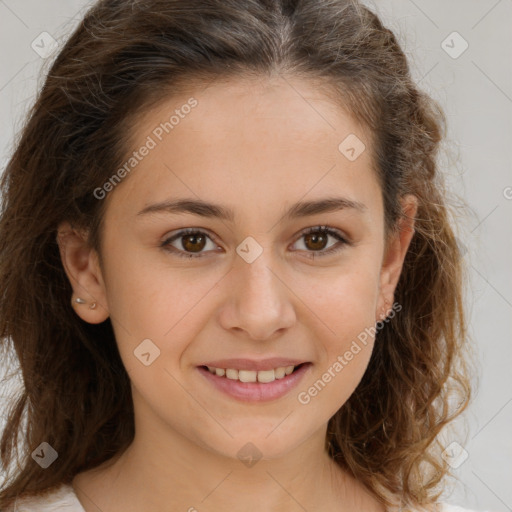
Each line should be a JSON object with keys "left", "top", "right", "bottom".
{"left": 238, "top": 370, "right": 257, "bottom": 383}
{"left": 225, "top": 368, "right": 239, "bottom": 380}
{"left": 274, "top": 367, "right": 286, "bottom": 379}
{"left": 284, "top": 365, "right": 295, "bottom": 375}
{"left": 257, "top": 369, "right": 275, "bottom": 383}
{"left": 212, "top": 366, "right": 298, "bottom": 382}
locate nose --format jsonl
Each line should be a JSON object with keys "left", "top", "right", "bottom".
{"left": 217, "top": 250, "right": 296, "bottom": 341}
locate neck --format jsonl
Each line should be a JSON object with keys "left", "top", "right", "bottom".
{"left": 72, "top": 396, "right": 382, "bottom": 512}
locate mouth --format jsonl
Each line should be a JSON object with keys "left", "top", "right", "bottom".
{"left": 196, "top": 362, "right": 312, "bottom": 402}
{"left": 200, "top": 362, "right": 308, "bottom": 383}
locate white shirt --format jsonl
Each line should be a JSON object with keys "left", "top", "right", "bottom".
{"left": 6, "top": 483, "right": 493, "bottom": 512}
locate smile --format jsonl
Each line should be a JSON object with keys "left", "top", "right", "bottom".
{"left": 197, "top": 362, "right": 312, "bottom": 402}
{"left": 204, "top": 364, "right": 297, "bottom": 383}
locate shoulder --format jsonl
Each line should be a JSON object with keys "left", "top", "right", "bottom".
{"left": 438, "top": 504, "right": 493, "bottom": 512}
{"left": 4, "top": 483, "right": 85, "bottom": 512}
{"left": 403, "top": 503, "right": 493, "bottom": 512}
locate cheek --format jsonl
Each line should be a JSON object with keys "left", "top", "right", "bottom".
{"left": 293, "top": 257, "right": 381, "bottom": 340}
{"left": 102, "top": 241, "right": 220, "bottom": 344}
{"left": 295, "top": 305, "right": 378, "bottom": 425}
{"left": 291, "top": 262, "right": 380, "bottom": 411}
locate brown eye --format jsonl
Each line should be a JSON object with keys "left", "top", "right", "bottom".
{"left": 181, "top": 233, "right": 207, "bottom": 253}
{"left": 161, "top": 229, "right": 218, "bottom": 258}
{"left": 303, "top": 232, "right": 329, "bottom": 251}
{"left": 292, "top": 226, "right": 350, "bottom": 259}
{"left": 161, "top": 226, "right": 349, "bottom": 260}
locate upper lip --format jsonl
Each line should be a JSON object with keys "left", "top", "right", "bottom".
{"left": 199, "top": 358, "right": 309, "bottom": 371}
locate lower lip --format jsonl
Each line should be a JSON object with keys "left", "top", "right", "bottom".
{"left": 197, "top": 363, "right": 312, "bottom": 403}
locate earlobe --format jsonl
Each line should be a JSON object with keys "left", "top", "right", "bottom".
{"left": 56, "top": 221, "right": 110, "bottom": 324}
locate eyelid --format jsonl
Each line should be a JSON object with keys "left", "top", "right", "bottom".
{"left": 160, "top": 227, "right": 221, "bottom": 258}
{"left": 289, "top": 225, "right": 350, "bottom": 259}
{"left": 160, "top": 225, "right": 351, "bottom": 259}
{"left": 293, "top": 225, "right": 350, "bottom": 246}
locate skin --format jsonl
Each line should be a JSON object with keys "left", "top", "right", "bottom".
{"left": 58, "top": 75, "right": 417, "bottom": 512}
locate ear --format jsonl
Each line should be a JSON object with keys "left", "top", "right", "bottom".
{"left": 376, "top": 194, "right": 418, "bottom": 320}
{"left": 56, "top": 221, "right": 110, "bottom": 324}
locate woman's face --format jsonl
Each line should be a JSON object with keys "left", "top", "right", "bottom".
{"left": 64, "top": 75, "right": 416, "bottom": 461}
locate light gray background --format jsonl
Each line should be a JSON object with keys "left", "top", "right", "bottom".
{"left": 0, "top": 1, "right": 511, "bottom": 511}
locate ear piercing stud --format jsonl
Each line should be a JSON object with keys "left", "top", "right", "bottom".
{"left": 72, "top": 296, "right": 97, "bottom": 309}
{"left": 381, "top": 298, "right": 391, "bottom": 320}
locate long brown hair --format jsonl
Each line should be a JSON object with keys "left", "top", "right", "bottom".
{"left": 0, "top": 0, "right": 472, "bottom": 510}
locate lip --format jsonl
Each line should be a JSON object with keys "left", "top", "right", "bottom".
{"left": 197, "top": 362, "right": 312, "bottom": 403}
{"left": 198, "top": 357, "right": 308, "bottom": 372}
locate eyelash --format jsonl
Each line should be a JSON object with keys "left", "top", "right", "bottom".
{"left": 160, "top": 225, "right": 350, "bottom": 260}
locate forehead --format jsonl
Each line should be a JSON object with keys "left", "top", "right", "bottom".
{"left": 106, "top": 75, "right": 380, "bottom": 223}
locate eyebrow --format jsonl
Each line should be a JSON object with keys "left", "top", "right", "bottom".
{"left": 136, "top": 196, "right": 367, "bottom": 222}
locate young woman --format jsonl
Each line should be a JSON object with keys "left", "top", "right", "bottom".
{"left": 0, "top": 0, "right": 481, "bottom": 511}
